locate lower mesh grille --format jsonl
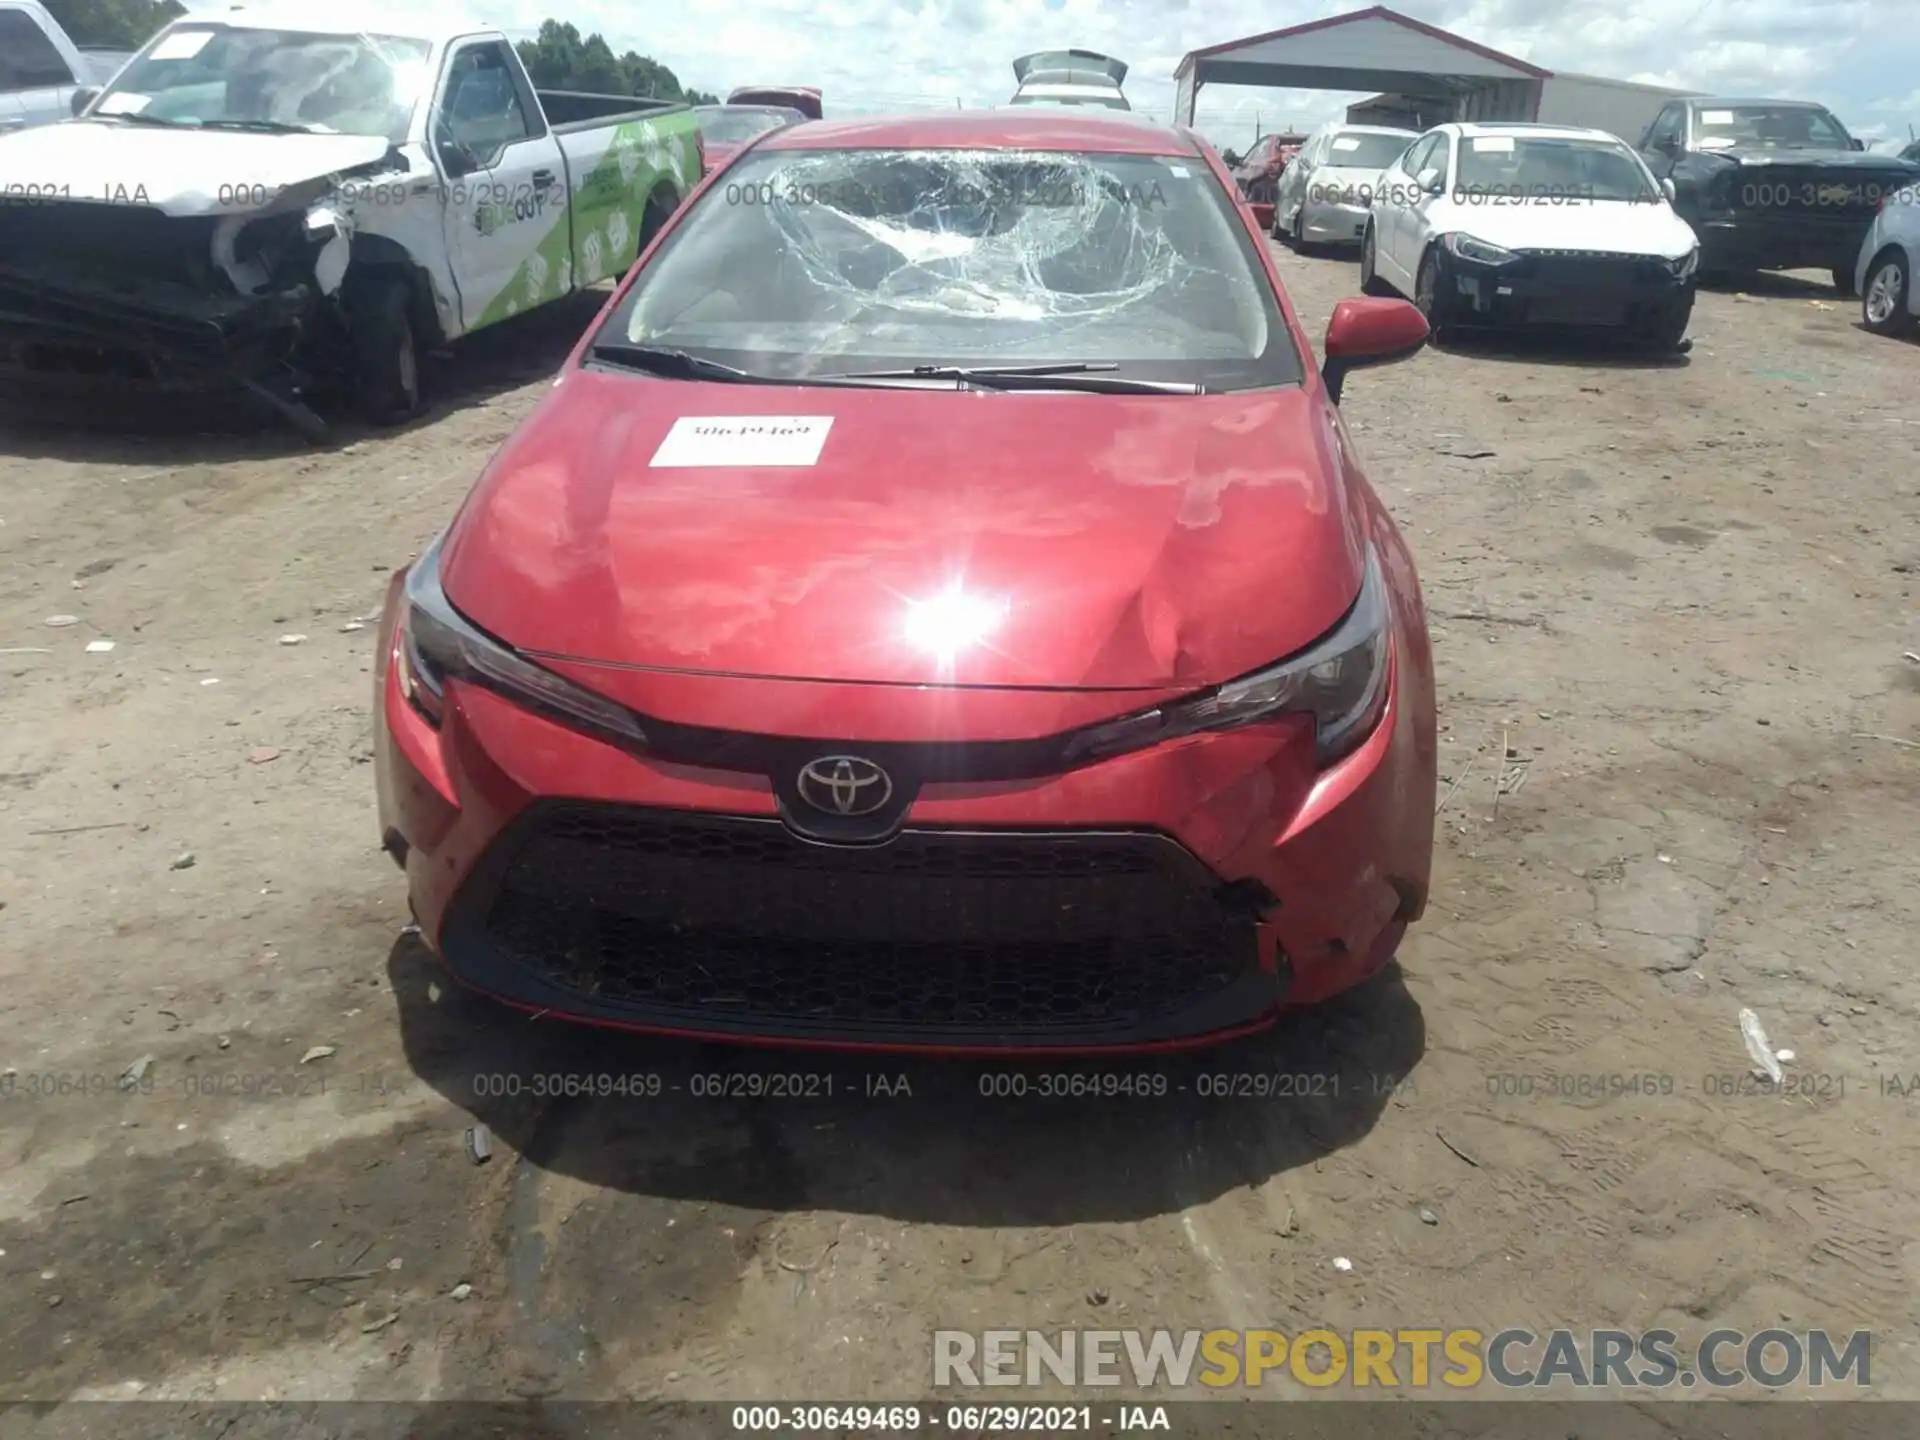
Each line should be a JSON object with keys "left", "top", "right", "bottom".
{"left": 475, "top": 805, "right": 1255, "bottom": 1037}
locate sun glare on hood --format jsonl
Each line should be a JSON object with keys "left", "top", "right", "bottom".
{"left": 903, "top": 586, "right": 1009, "bottom": 670}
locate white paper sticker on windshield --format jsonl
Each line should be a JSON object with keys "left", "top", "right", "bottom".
{"left": 1167, "top": 164, "right": 1190, "bottom": 177}
{"left": 650, "top": 416, "right": 834, "bottom": 468}
{"left": 1331, "top": 136, "right": 1363, "bottom": 152}
{"left": 1697, "top": 136, "right": 1735, "bottom": 149}
{"left": 94, "top": 92, "right": 152, "bottom": 115}
{"left": 1470, "top": 136, "right": 1515, "bottom": 152}
{"left": 149, "top": 30, "right": 213, "bottom": 61}
{"left": 1700, "top": 110, "right": 1734, "bottom": 124}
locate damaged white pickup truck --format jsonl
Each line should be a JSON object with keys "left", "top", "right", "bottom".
{"left": 0, "top": 4, "right": 704, "bottom": 436}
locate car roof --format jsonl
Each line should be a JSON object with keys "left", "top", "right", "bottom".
{"left": 178, "top": 1, "right": 474, "bottom": 39}
{"left": 1447, "top": 121, "right": 1624, "bottom": 141}
{"left": 1686, "top": 97, "right": 1830, "bottom": 109}
{"left": 697, "top": 103, "right": 800, "bottom": 115}
{"left": 756, "top": 110, "right": 1196, "bottom": 156}
{"left": 1326, "top": 123, "right": 1418, "bottom": 136}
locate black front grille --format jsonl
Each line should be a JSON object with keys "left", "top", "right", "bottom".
{"left": 1514, "top": 250, "right": 1673, "bottom": 287}
{"left": 0, "top": 204, "right": 220, "bottom": 287}
{"left": 472, "top": 805, "right": 1258, "bottom": 1039}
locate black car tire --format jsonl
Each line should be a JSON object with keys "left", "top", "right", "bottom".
{"left": 1359, "top": 223, "right": 1392, "bottom": 296}
{"left": 349, "top": 274, "right": 424, "bottom": 426}
{"left": 1414, "top": 246, "right": 1453, "bottom": 343}
{"left": 1861, "top": 247, "right": 1916, "bottom": 337}
{"left": 1641, "top": 289, "right": 1694, "bottom": 351}
{"left": 1831, "top": 265, "right": 1858, "bottom": 297}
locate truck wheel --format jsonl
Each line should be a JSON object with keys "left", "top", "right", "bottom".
{"left": 1830, "top": 265, "right": 1858, "bottom": 297}
{"left": 1861, "top": 248, "right": 1915, "bottom": 337}
{"left": 350, "top": 275, "right": 423, "bottom": 426}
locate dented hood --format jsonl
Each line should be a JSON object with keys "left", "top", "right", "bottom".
{"left": 0, "top": 120, "right": 391, "bottom": 215}
{"left": 438, "top": 374, "right": 1365, "bottom": 691}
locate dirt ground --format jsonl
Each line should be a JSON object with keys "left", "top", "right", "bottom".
{"left": 2, "top": 245, "right": 1919, "bottom": 1425}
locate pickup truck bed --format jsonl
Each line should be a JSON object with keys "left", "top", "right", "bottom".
{"left": 539, "top": 90, "right": 685, "bottom": 127}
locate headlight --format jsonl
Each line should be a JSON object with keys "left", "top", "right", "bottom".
{"left": 397, "top": 534, "right": 650, "bottom": 749}
{"left": 1062, "top": 547, "right": 1392, "bottom": 769}
{"left": 1444, "top": 233, "right": 1518, "bottom": 265}
{"left": 1667, "top": 247, "right": 1699, "bottom": 279}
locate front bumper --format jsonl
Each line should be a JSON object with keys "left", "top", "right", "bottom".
{"left": 372, "top": 576, "right": 1436, "bottom": 1054}
{"left": 1445, "top": 250, "right": 1692, "bottom": 328}
{"left": 0, "top": 262, "right": 312, "bottom": 391}
{"left": 1695, "top": 212, "right": 1876, "bottom": 274}
{"left": 1300, "top": 197, "right": 1371, "bottom": 245}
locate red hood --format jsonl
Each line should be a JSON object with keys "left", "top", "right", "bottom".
{"left": 439, "top": 372, "right": 1365, "bottom": 690}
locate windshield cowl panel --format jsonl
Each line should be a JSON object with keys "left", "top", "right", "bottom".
{"left": 601, "top": 146, "right": 1304, "bottom": 392}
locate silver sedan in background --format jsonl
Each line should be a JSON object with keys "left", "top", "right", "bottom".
{"left": 1273, "top": 122, "right": 1419, "bottom": 250}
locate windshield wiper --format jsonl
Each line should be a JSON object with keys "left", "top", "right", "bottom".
{"left": 101, "top": 111, "right": 184, "bottom": 127}
{"left": 588, "top": 343, "right": 785, "bottom": 383}
{"left": 821, "top": 362, "right": 1204, "bottom": 394}
{"left": 198, "top": 118, "right": 315, "bottom": 134}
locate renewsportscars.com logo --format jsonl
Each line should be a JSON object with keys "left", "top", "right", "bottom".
{"left": 932, "top": 1328, "right": 1872, "bottom": 1390}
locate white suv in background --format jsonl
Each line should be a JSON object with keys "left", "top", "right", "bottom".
{"left": 0, "top": 0, "right": 132, "bottom": 134}
{"left": 1361, "top": 121, "right": 1701, "bottom": 350}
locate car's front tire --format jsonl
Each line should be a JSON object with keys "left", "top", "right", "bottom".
{"left": 1414, "top": 246, "right": 1454, "bottom": 343}
{"left": 1639, "top": 289, "right": 1695, "bottom": 351}
{"left": 1360, "top": 222, "right": 1392, "bottom": 296}
{"left": 349, "top": 274, "right": 424, "bottom": 426}
{"left": 1861, "top": 247, "right": 1916, "bottom": 337}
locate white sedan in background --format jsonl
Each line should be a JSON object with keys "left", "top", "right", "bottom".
{"left": 1855, "top": 180, "right": 1920, "bottom": 338}
{"left": 1361, "top": 121, "right": 1701, "bottom": 351}
{"left": 1271, "top": 122, "right": 1418, "bottom": 249}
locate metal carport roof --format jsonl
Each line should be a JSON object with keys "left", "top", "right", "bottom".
{"left": 1173, "top": 5, "right": 1550, "bottom": 128}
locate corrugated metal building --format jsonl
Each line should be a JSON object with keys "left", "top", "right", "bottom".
{"left": 1175, "top": 5, "right": 1695, "bottom": 146}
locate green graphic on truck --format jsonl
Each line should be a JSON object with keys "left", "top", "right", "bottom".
{"left": 474, "top": 119, "right": 698, "bottom": 329}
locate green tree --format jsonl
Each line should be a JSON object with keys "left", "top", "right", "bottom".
{"left": 43, "top": 0, "right": 184, "bottom": 48}
{"left": 514, "top": 20, "right": 718, "bottom": 105}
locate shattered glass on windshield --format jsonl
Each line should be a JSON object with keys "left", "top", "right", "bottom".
{"left": 97, "top": 28, "right": 431, "bottom": 140}
{"left": 613, "top": 147, "right": 1301, "bottom": 388}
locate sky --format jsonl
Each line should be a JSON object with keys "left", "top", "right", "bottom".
{"left": 479, "top": 0, "right": 1920, "bottom": 153}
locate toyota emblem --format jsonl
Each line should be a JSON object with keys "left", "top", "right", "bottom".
{"left": 795, "top": 756, "right": 894, "bottom": 816}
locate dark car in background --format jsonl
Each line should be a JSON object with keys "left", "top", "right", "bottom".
{"left": 1637, "top": 97, "right": 1920, "bottom": 293}
{"left": 1230, "top": 131, "right": 1306, "bottom": 211}
{"left": 728, "top": 85, "right": 821, "bottom": 120}
{"left": 693, "top": 103, "right": 807, "bottom": 176}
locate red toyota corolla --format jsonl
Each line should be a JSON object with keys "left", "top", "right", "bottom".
{"left": 373, "top": 111, "right": 1438, "bottom": 1054}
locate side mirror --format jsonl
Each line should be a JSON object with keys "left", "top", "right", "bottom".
{"left": 1417, "top": 167, "right": 1444, "bottom": 195}
{"left": 1659, "top": 176, "right": 1676, "bottom": 202}
{"left": 1849, "top": 137, "right": 1866, "bottom": 151}
{"left": 1322, "top": 297, "right": 1429, "bottom": 404}
{"left": 437, "top": 137, "right": 481, "bottom": 179}
{"left": 71, "top": 87, "right": 99, "bottom": 117}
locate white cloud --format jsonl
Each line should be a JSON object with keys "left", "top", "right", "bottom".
{"left": 474, "top": 0, "right": 1919, "bottom": 152}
